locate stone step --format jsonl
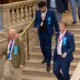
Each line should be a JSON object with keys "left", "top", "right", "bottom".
{"left": 74, "top": 36, "right": 80, "bottom": 42}
{"left": 23, "top": 33, "right": 80, "bottom": 45}
{"left": 67, "top": 23, "right": 80, "bottom": 26}
{"left": 22, "top": 75, "right": 57, "bottom": 80}
{"left": 67, "top": 29, "right": 80, "bottom": 35}
{"left": 52, "top": 41, "right": 80, "bottom": 48}
{"left": 38, "top": 40, "right": 80, "bottom": 48}
{"left": 33, "top": 46, "right": 80, "bottom": 54}
{"left": 63, "top": 20, "right": 80, "bottom": 25}
{"left": 22, "top": 66, "right": 74, "bottom": 77}
{"left": 25, "top": 59, "right": 79, "bottom": 70}
{"left": 68, "top": 28, "right": 80, "bottom": 31}
{"left": 25, "top": 59, "right": 78, "bottom": 70}
{"left": 51, "top": 34, "right": 80, "bottom": 42}
{"left": 67, "top": 25, "right": 80, "bottom": 29}
{"left": 29, "top": 52, "right": 80, "bottom": 62}
{"left": 37, "top": 34, "right": 80, "bottom": 41}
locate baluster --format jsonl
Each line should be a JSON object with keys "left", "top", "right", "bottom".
{"left": 20, "top": 6, "right": 24, "bottom": 21}
{"left": 29, "top": 5, "right": 32, "bottom": 19}
{"left": 11, "top": 8, "right": 16, "bottom": 24}
{"left": 16, "top": 7, "right": 20, "bottom": 22}
{"left": 24, "top": 6, "right": 28, "bottom": 20}
{"left": 33, "top": 4, "right": 36, "bottom": 18}
{"left": 36, "top": 3, "right": 38, "bottom": 10}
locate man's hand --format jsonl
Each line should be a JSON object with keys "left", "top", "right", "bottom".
{"left": 54, "top": 32, "right": 58, "bottom": 35}
{"left": 58, "top": 54, "right": 62, "bottom": 56}
{"left": 34, "top": 28, "right": 38, "bottom": 33}
{"left": 19, "top": 65, "right": 24, "bottom": 70}
{"left": 62, "top": 53, "right": 67, "bottom": 58}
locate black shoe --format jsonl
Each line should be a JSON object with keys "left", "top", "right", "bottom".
{"left": 41, "top": 60, "right": 46, "bottom": 64}
{"left": 46, "top": 66, "right": 50, "bottom": 72}
{"left": 79, "top": 16, "right": 80, "bottom": 20}
{"left": 72, "top": 21, "right": 77, "bottom": 24}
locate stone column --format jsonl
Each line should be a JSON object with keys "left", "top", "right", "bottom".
{"left": 1, "top": 7, "right": 11, "bottom": 28}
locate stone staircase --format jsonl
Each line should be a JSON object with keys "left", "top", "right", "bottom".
{"left": 21, "top": 24, "right": 80, "bottom": 80}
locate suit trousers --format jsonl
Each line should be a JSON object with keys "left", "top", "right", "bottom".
{"left": 70, "top": 0, "right": 80, "bottom": 21}
{"left": 39, "top": 32, "right": 52, "bottom": 66}
{"left": 1, "top": 60, "right": 22, "bottom": 80}
{"left": 50, "top": 8, "right": 63, "bottom": 22}
{"left": 63, "top": 0, "right": 68, "bottom": 11}
{"left": 53, "top": 57, "right": 71, "bottom": 80}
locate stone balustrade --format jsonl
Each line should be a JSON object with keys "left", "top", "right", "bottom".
{"left": 0, "top": 0, "right": 37, "bottom": 29}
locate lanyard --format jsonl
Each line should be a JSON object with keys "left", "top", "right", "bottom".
{"left": 41, "top": 9, "right": 47, "bottom": 21}
{"left": 58, "top": 34, "right": 65, "bottom": 43}
{"left": 41, "top": 13, "right": 46, "bottom": 21}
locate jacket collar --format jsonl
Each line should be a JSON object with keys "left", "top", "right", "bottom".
{"left": 39, "top": 9, "right": 49, "bottom": 18}
{"left": 58, "top": 30, "right": 68, "bottom": 39}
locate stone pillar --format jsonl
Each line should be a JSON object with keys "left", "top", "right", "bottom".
{"left": 1, "top": 7, "right": 11, "bottom": 28}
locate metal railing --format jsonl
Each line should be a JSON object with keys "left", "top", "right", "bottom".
{"left": 19, "top": 18, "right": 35, "bottom": 60}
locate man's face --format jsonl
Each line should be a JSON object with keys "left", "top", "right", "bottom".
{"left": 59, "top": 23, "right": 66, "bottom": 33}
{"left": 39, "top": 6, "right": 46, "bottom": 13}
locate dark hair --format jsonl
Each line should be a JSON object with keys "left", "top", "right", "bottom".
{"left": 38, "top": 1, "right": 47, "bottom": 8}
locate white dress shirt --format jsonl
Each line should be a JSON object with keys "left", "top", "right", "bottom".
{"left": 40, "top": 9, "right": 47, "bottom": 26}
{"left": 41, "top": 9, "right": 47, "bottom": 21}
{"left": 57, "top": 30, "right": 66, "bottom": 55}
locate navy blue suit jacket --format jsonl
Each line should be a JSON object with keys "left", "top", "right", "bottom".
{"left": 53, "top": 31, "right": 75, "bottom": 62}
{"left": 47, "top": 0, "right": 64, "bottom": 13}
{"left": 34, "top": 9, "right": 59, "bottom": 36}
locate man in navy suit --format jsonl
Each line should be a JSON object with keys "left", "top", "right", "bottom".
{"left": 46, "top": 0, "right": 64, "bottom": 22}
{"left": 53, "top": 22, "right": 75, "bottom": 80}
{"left": 34, "top": 1, "right": 59, "bottom": 72}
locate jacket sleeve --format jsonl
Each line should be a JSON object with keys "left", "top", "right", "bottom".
{"left": 53, "top": 45, "right": 57, "bottom": 61}
{"left": 34, "top": 11, "right": 39, "bottom": 28}
{"left": 19, "top": 39, "right": 25, "bottom": 66}
{"left": 52, "top": 11, "right": 59, "bottom": 33}
{"left": 53, "top": 33, "right": 59, "bottom": 61}
{"left": 66, "top": 34, "right": 75, "bottom": 55}
{"left": 47, "top": 0, "right": 50, "bottom": 8}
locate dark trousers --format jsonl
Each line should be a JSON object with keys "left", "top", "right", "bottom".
{"left": 53, "top": 57, "right": 71, "bottom": 80}
{"left": 63, "top": 0, "right": 68, "bottom": 11}
{"left": 39, "top": 32, "right": 52, "bottom": 66}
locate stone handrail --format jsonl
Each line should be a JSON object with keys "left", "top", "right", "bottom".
{"left": 71, "top": 62, "right": 80, "bottom": 80}
{"left": 0, "top": 0, "right": 37, "bottom": 29}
